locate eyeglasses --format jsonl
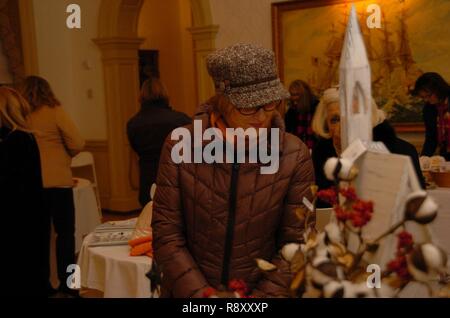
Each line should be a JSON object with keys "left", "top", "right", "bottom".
{"left": 237, "top": 100, "right": 281, "bottom": 116}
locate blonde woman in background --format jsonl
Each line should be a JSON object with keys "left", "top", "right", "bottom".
{"left": 20, "top": 76, "right": 85, "bottom": 297}
{"left": 0, "top": 86, "right": 47, "bottom": 296}
{"left": 311, "top": 87, "right": 425, "bottom": 207}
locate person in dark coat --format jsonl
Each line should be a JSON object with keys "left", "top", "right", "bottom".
{"left": 284, "top": 80, "right": 319, "bottom": 150}
{"left": 127, "top": 78, "right": 191, "bottom": 207}
{"left": 412, "top": 72, "right": 450, "bottom": 160}
{"left": 311, "top": 87, "right": 425, "bottom": 207}
{"left": 0, "top": 86, "right": 47, "bottom": 296}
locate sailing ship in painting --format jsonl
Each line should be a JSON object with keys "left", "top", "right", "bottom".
{"left": 307, "top": 3, "right": 424, "bottom": 123}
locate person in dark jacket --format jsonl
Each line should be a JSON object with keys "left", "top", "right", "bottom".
{"left": 127, "top": 78, "right": 191, "bottom": 207}
{"left": 0, "top": 86, "right": 47, "bottom": 296}
{"left": 412, "top": 72, "right": 450, "bottom": 160}
{"left": 284, "top": 80, "right": 319, "bottom": 150}
{"left": 311, "top": 87, "right": 425, "bottom": 207}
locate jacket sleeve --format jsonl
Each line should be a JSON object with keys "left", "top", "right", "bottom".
{"left": 56, "top": 107, "right": 85, "bottom": 157}
{"left": 126, "top": 120, "right": 138, "bottom": 153}
{"left": 152, "top": 136, "right": 210, "bottom": 298}
{"left": 421, "top": 105, "right": 437, "bottom": 156}
{"left": 251, "top": 143, "right": 315, "bottom": 297}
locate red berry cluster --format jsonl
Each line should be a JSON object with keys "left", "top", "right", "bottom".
{"left": 387, "top": 231, "right": 414, "bottom": 281}
{"left": 350, "top": 200, "right": 374, "bottom": 227}
{"left": 203, "top": 287, "right": 217, "bottom": 298}
{"left": 202, "top": 279, "right": 251, "bottom": 298}
{"left": 228, "top": 279, "right": 250, "bottom": 298}
{"left": 397, "top": 231, "right": 414, "bottom": 253}
{"left": 339, "top": 187, "right": 358, "bottom": 201}
{"left": 316, "top": 188, "right": 338, "bottom": 205}
{"left": 317, "top": 186, "right": 373, "bottom": 227}
{"left": 387, "top": 255, "right": 411, "bottom": 280}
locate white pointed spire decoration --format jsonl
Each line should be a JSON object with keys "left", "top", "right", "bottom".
{"left": 339, "top": 5, "right": 372, "bottom": 151}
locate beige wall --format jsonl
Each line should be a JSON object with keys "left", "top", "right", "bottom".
{"left": 0, "top": 40, "right": 13, "bottom": 84}
{"left": 210, "top": 0, "right": 288, "bottom": 49}
{"left": 32, "top": 0, "right": 107, "bottom": 140}
{"left": 138, "top": 0, "right": 197, "bottom": 115}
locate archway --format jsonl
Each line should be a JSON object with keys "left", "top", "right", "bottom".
{"left": 95, "top": 0, "right": 218, "bottom": 212}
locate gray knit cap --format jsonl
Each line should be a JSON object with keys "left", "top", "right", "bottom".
{"left": 206, "top": 43, "right": 290, "bottom": 109}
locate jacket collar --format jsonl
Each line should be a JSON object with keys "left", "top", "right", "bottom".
{"left": 141, "top": 99, "right": 171, "bottom": 110}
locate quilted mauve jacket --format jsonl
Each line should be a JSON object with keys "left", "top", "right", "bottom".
{"left": 152, "top": 104, "right": 315, "bottom": 298}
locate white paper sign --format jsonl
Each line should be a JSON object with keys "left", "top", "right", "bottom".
{"left": 341, "top": 139, "right": 368, "bottom": 164}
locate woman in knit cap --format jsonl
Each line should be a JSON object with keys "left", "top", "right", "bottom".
{"left": 151, "top": 44, "right": 315, "bottom": 298}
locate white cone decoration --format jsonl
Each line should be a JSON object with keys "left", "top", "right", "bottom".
{"left": 404, "top": 190, "right": 438, "bottom": 224}
{"left": 310, "top": 262, "right": 339, "bottom": 289}
{"left": 323, "top": 281, "right": 344, "bottom": 298}
{"left": 324, "top": 280, "right": 376, "bottom": 298}
{"left": 343, "top": 281, "right": 375, "bottom": 298}
{"left": 281, "top": 243, "right": 301, "bottom": 262}
{"left": 324, "top": 223, "right": 342, "bottom": 244}
{"left": 339, "top": 5, "right": 373, "bottom": 150}
{"left": 323, "top": 157, "right": 354, "bottom": 181}
{"left": 407, "top": 243, "right": 448, "bottom": 282}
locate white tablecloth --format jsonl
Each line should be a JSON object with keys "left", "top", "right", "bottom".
{"left": 73, "top": 178, "right": 101, "bottom": 251}
{"left": 77, "top": 233, "right": 152, "bottom": 298}
{"left": 427, "top": 187, "right": 450, "bottom": 256}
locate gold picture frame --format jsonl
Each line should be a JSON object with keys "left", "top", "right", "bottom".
{"left": 272, "top": 0, "right": 450, "bottom": 132}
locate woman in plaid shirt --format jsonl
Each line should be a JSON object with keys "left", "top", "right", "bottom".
{"left": 284, "top": 80, "right": 319, "bottom": 150}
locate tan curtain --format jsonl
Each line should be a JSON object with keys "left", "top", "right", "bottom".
{"left": 0, "top": 0, "right": 25, "bottom": 84}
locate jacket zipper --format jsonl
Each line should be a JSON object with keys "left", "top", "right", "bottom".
{"left": 220, "top": 162, "right": 240, "bottom": 286}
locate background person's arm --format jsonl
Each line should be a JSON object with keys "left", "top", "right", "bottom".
{"left": 421, "top": 105, "right": 438, "bottom": 156}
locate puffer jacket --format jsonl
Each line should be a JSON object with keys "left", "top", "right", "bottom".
{"left": 152, "top": 103, "right": 315, "bottom": 298}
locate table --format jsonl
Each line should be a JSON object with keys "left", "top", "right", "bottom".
{"left": 427, "top": 187, "right": 450, "bottom": 256}
{"left": 77, "top": 233, "right": 152, "bottom": 298}
{"left": 73, "top": 178, "right": 101, "bottom": 251}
